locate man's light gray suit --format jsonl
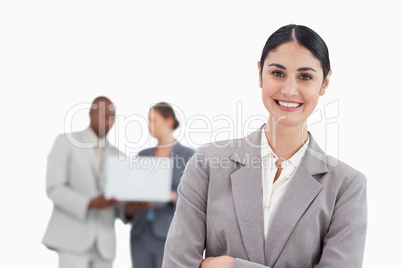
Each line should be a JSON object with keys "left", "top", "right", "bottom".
{"left": 162, "top": 125, "right": 367, "bottom": 268}
{"left": 42, "top": 129, "right": 125, "bottom": 262}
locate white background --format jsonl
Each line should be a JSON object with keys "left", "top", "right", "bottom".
{"left": 1, "top": 1, "right": 401, "bottom": 267}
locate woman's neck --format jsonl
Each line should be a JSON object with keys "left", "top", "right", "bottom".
{"left": 265, "top": 119, "right": 308, "bottom": 160}
{"left": 157, "top": 133, "right": 176, "bottom": 148}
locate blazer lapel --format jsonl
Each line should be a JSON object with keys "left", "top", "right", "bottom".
{"left": 170, "top": 141, "right": 180, "bottom": 157}
{"left": 264, "top": 134, "right": 328, "bottom": 267}
{"left": 87, "top": 147, "right": 99, "bottom": 177}
{"left": 79, "top": 129, "right": 100, "bottom": 177}
{"left": 230, "top": 127, "right": 265, "bottom": 265}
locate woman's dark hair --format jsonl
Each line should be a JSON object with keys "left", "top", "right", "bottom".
{"left": 151, "top": 102, "right": 180, "bottom": 130}
{"left": 260, "top": 24, "right": 331, "bottom": 79}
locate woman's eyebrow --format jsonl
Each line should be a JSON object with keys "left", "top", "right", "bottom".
{"left": 267, "top": 63, "right": 317, "bottom": 73}
{"left": 268, "top": 63, "right": 286, "bottom": 69}
{"left": 298, "top": 67, "right": 317, "bottom": 72}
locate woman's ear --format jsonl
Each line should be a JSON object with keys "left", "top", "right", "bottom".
{"left": 257, "top": 61, "right": 263, "bottom": 88}
{"left": 320, "top": 70, "right": 332, "bottom": 96}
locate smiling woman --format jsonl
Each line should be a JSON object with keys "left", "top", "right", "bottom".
{"left": 259, "top": 41, "right": 332, "bottom": 130}
{"left": 162, "top": 24, "right": 367, "bottom": 268}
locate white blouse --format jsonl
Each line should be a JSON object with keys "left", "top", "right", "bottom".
{"left": 260, "top": 126, "right": 309, "bottom": 240}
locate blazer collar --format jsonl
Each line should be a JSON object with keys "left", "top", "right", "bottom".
{"left": 171, "top": 141, "right": 181, "bottom": 156}
{"left": 230, "top": 127, "right": 261, "bottom": 166}
{"left": 229, "top": 124, "right": 329, "bottom": 266}
{"left": 80, "top": 128, "right": 108, "bottom": 177}
{"left": 230, "top": 125, "right": 328, "bottom": 172}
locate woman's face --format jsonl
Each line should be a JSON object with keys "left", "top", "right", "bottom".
{"left": 148, "top": 109, "right": 173, "bottom": 139}
{"left": 258, "top": 41, "right": 331, "bottom": 128}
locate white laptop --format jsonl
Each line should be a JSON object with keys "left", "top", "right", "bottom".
{"left": 104, "top": 155, "right": 173, "bottom": 202}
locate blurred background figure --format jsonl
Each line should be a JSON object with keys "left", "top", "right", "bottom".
{"left": 125, "top": 102, "right": 195, "bottom": 268}
{"left": 42, "top": 96, "right": 126, "bottom": 268}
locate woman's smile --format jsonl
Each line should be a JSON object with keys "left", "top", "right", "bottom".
{"left": 274, "top": 99, "right": 304, "bottom": 111}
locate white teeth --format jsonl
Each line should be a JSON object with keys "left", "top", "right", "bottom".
{"left": 278, "top": 101, "right": 301, "bottom": 108}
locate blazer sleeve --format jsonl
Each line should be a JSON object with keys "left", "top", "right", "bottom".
{"left": 46, "top": 134, "right": 91, "bottom": 221}
{"left": 317, "top": 173, "right": 368, "bottom": 267}
{"left": 232, "top": 259, "right": 269, "bottom": 268}
{"left": 162, "top": 146, "right": 209, "bottom": 268}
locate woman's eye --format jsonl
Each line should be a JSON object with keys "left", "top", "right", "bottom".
{"left": 299, "top": 74, "right": 312, "bottom": 80}
{"left": 272, "top": 71, "right": 284, "bottom": 77}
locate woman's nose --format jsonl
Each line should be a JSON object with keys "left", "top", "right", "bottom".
{"left": 281, "top": 78, "right": 298, "bottom": 96}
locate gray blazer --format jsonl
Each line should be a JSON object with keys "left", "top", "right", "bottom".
{"left": 130, "top": 142, "right": 195, "bottom": 240}
{"left": 162, "top": 125, "right": 367, "bottom": 268}
{"left": 42, "top": 129, "right": 125, "bottom": 260}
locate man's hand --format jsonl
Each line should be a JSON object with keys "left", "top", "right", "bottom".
{"left": 201, "top": 256, "right": 235, "bottom": 268}
{"left": 125, "top": 201, "right": 154, "bottom": 217}
{"left": 88, "top": 195, "right": 120, "bottom": 209}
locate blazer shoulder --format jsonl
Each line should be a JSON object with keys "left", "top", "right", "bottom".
{"left": 175, "top": 143, "right": 196, "bottom": 157}
{"left": 320, "top": 155, "right": 367, "bottom": 197}
{"left": 326, "top": 155, "right": 366, "bottom": 180}
{"left": 51, "top": 132, "right": 76, "bottom": 149}
{"left": 197, "top": 138, "right": 242, "bottom": 159}
{"left": 138, "top": 147, "right": 155, "bottom": 156}
{"left": 53, "top": 130, "right": 92, "bottom": 147}
{"left": 47, "top": 132, "right": 86, "bottom": 161}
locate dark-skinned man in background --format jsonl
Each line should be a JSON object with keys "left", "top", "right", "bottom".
{"left": 43, "top": 96, "right": 134, "bottom": 268}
